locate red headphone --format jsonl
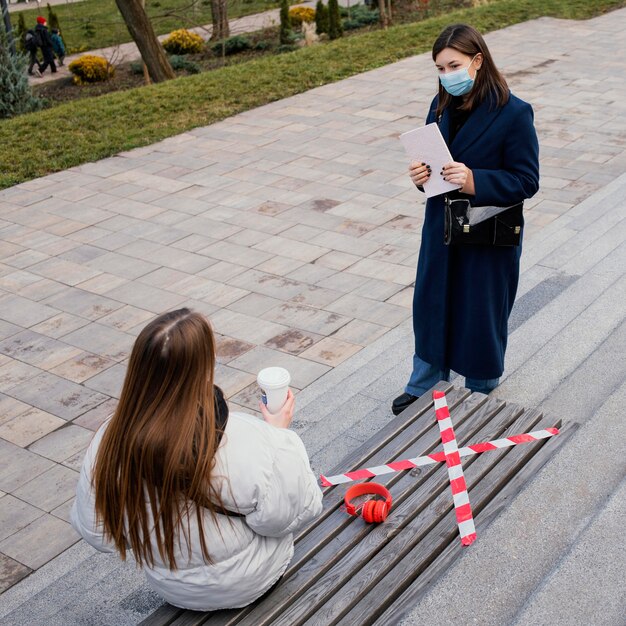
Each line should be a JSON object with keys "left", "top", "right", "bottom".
{"left": 344, "top": 482, "right": 392, "bottom": 524}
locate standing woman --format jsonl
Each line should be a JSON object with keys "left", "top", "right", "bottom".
{"left": 392, "top": 24, "right": 539, "bottom": 415}
{"left": 71, "top": 309, "right": 323, "bottom": 611}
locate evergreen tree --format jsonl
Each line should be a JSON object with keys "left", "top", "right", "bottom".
{"left": 47, "top": 3, "right": 61, "bottom": 31}
{"left": 16, "top": 13, "right": 27, "bottom": 53}
{"left": 279, "top": 0, "right": 292, "bottom": 45}
{"left": 315, "top": 0, "right": 329, "bottom": 35}
{"left": 328, "top": 0, "right": 343, "bottom": 40}
{"left": 0, "top": 22, "right": 43, "bottom": 119}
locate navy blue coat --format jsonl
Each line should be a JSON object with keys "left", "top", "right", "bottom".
{"left": 412, "top": 92, "right": 539, "bottom": 379}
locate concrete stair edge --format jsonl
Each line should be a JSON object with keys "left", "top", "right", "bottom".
{"left": 398, "top": 375, "right": 626, "bottom": 626}
{"left": 511, "top": 476, "right": 626, "bottom": 626}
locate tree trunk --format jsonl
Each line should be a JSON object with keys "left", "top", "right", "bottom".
{"left": 114, "top": 0, "right": 174, "bottom": 83}
{"left": 377, "top": 0, "right": 389, "bottom": 29}
{"left": 140, "top": 0, "right": 151, "bottom": 85}
{"left": 210, "top": 0, "right": 229, "bottom": 41}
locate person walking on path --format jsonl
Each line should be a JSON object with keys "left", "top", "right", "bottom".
{"left": 24, "top": 27, "right": 42, "bottom": 76}
{"left": 392, "top": 23, "right": 539, "bottom": 416}
{"left": 50, "top": 28, "right": 66, "bottom": 65}
{"left": 35, "top": 16, "right": 57, "bottom": 75}
{"left": 71, "top": 308, "right": 323, "bottom": 611}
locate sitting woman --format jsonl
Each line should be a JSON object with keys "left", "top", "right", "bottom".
{"left": 71, "top": 308, "right": 323, "bottom": 611}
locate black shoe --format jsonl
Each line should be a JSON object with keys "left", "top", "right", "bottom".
{"left": 391, "top": 392, "right": 418, "bottom": 416}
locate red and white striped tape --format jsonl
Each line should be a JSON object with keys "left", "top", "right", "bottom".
{"left": 319, "top": 427, "right": 559, "bottom": 487}
{"left": 433, "top": 390, "right": 476, "bottom": 546}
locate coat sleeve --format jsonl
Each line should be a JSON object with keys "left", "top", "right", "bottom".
{"left": 244, "top": 428, "right": 323, "bottom": 538}
{"left": 70, "top": 424, "right": 117, "bottom": 554}
{"left": 471, "top": 100, "right": 539, "bottom": 206}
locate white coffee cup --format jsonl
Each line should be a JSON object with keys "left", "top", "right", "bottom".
{"left": 257, "top": 367, "right": 291, "bottom": 414}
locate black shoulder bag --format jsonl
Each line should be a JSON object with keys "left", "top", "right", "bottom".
{"left": 444, "top": 197, "right": 523, "bottom": 247}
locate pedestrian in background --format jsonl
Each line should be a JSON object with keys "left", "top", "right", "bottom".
{"left": 35, "top": 16, "right": 57, "bottom": 75}
{"left": 392, "top": 23, "right": 540, "bottom": 416}
{"left": 50, "top": 28, "right": 66, "bottom": 66}
{"left": 24, "top": 27, "right": 42, "bottom": 77}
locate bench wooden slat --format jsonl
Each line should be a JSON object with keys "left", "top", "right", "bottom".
{"left": 320, "top": 381, "right": 458, "bottom": 487}
{"left": 261, "top": 402, "right": 529, "bottom": 626}
{"left": 371, "top": 416, "right": 578, "bottom": 626}
{"left": 140, "top": 388, "right": 573, "bottom": 626}
{"left": 139, "top": 604, "right": 185, "bottom": 626}
{"left": 163, "top": 387, "right": 471, "bottom": 626}
{"left": 284, "top": 389, "right": 483, "bottom": 571}
{"left": 316, "top": 408, "right": 546, "bottom": 625}
{"left": 219, "top": 394, "right": 501, "bottom": 626}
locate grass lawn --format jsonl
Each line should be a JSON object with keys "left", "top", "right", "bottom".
{"left": 11, "top": 0, "right": 284, "bottom": 52}
{"left": 1, "top": 0, "right": 623, "bottom": 190}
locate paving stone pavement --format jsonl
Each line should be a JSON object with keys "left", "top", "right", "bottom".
{"left": 0, "top": 5, "right": 625, "bottom": 615}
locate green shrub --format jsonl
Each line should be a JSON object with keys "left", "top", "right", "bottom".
{"left": 254, "top": 40, "right": 273, "bottom": 51}
{"left": 0, "top": 22, "right": 43, "bottom": 118}
{"left": 315, "top": 0, "right": 329, "bottom": 34}
{"left": 68, "top": 55, "right": 114, "bottom": 85}
{"left": 328, "top": 0, "right": 343, "bottom": 39}
{"left": 162, "top": 29, "right": 204, "bottom": 55}
{"left": 279, "top": 0, "right": 292, "bottom": 45}
{"left": 277, "top": 43, "right": 298, "bottom": 53}
{"left": 47, "top": 3, "right": 61, "bottom": 31}
{"left": 135, "top": 54, "right": 201, "bottom": 74}
{"left": 168, "top": 54, "right": 201, "bottom": 73}
{"left": 16, "top": 13, "right": 27, "bottom": 53}
{"left": 343, "top": 5, "right": 380, "bottom": 29}
{"left": 212, "top": 35, "right": 252, "bottom": 56}
{"left": 83, "top": 19, "right": 95, "bottom": 39}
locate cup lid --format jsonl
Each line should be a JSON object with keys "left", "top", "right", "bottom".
{"left": 257, "top": 366, "right": 291, "bottom": 389}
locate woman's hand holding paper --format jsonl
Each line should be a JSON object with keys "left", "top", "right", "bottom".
{"left": 409, "top": 160, "right": 432, "bottom": 187}
{"left": 441, "top": 160, "right": 475, "bottom": 195}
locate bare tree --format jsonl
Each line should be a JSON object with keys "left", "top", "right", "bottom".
{"left": 377, "top": 0, "right": 389, "bottom": 29}
{"left": 114, "top": 0, "right": 175, "bottom": 82}
{"left": 210, "top": 0, "right": 229, "bottom": 41}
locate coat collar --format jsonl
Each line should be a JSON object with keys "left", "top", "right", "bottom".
{"left": 439, "top": 94, "right": 505, "bottom": 158}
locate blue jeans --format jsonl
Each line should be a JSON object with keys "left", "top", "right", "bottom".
{"left": 406, "top": 354, "right": 499, "bottom": 396}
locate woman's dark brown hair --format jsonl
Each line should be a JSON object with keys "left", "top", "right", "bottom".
{"left": 432, "top": 23, "right": 509, "bottom": 119}
{"left": 93, "top": 308, "right": 225, "bottom": 569}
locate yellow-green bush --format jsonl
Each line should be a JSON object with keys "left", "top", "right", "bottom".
{"left": 162, "top": 29, "right": 205, "bottom": 55}
{"left": 289, "top": 6, "right": 316, "bottom": 28}
{"left": 68, "top": 55, "right": 114, "bottom": 85}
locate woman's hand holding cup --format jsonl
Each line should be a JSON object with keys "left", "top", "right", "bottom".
{"left": 259, "top": 389, "right": 295, "bottom": 429}
{"left": 409, "top": 160, "right": 431, "bottom": 187}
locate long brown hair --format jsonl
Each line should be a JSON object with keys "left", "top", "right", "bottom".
{"left": 93, "top": 308, "right": 225, "bottom": 570}
{"left": 433, "top": 23, "right": 509, "bottom": 119}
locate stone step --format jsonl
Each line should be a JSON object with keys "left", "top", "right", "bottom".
{"left": 523, "top": 173, "right": 626, "bottom": 255}
{"left": 34, "top": 559, "right": 155, "bottom": 626}
{"left": 0, "top": 544, "right": 149, "bottom": 626}
{"left": 498, "top": 269, "right": 625, "bottom": 408}
{"left": 512, "top": 477, "right": 626, "bottom": 626}
{"left": 398, "top": 373, "right": 626, "bottom": 626}
{"left": 521, "top": 173, "right": 626, "bottom": 271}
{"left": 500, "top": 242, "right": 624, "bottom": 394}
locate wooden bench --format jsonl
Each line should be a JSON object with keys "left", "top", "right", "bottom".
{"left": 140, "top": 381, "right": 577, "bottom": 626}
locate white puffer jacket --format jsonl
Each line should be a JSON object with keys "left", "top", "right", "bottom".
{"left": 70, "top": 411, "right": 323, "bottom": 611}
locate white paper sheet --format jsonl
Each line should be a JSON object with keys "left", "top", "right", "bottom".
{"left": 400, "top": 123, "right": 461, "bottom": 198}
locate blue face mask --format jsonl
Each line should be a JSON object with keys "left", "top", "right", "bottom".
{"left": 439, "top": 55, "right": 479, "bottom": 96}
